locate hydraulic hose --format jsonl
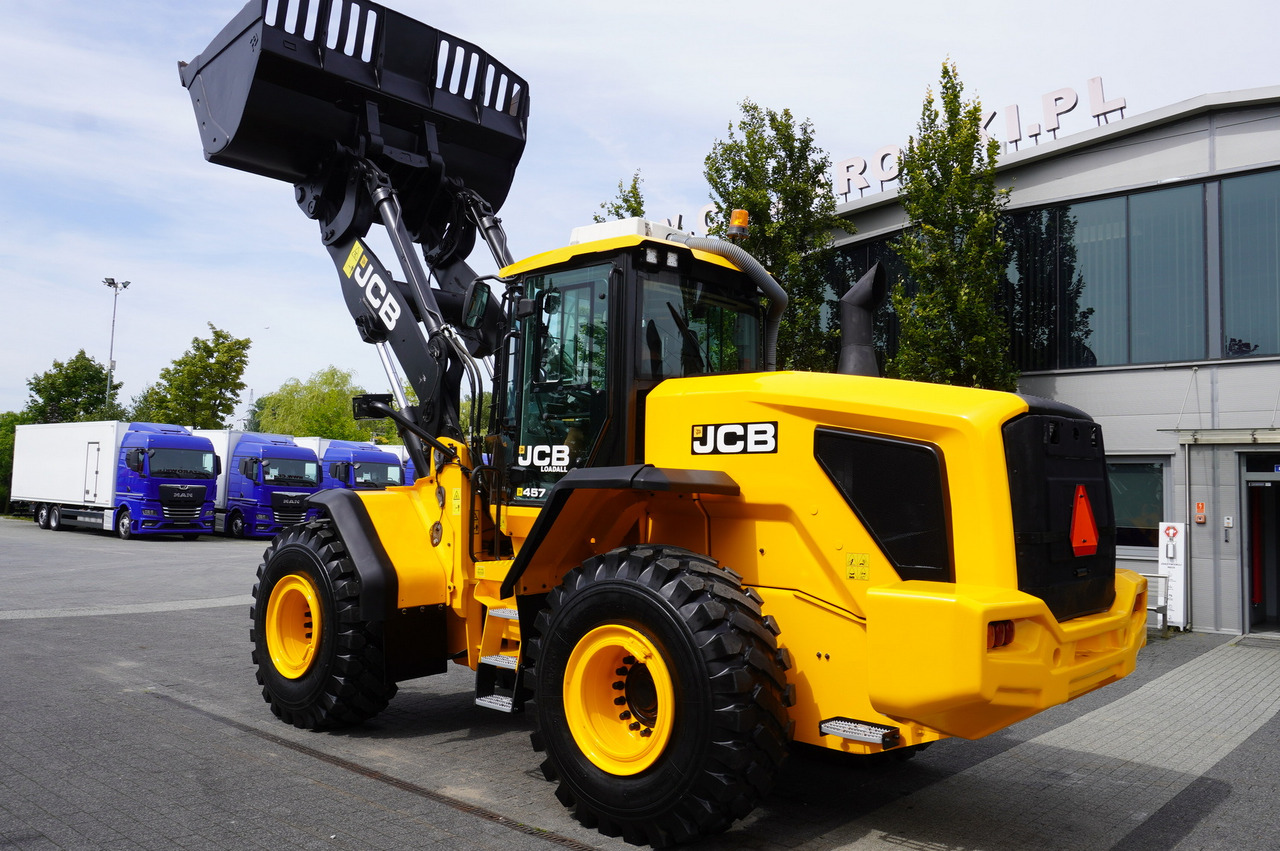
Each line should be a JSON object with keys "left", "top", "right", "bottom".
{"left": 669, "top": 235, "right": 788, "bottom": 371}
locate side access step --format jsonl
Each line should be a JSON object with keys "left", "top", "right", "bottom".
{"left": 475, "top": 607, "right": 523, "bottom": 713}
{"left": 819, "top": 717, "right": 901, "bottom": 748}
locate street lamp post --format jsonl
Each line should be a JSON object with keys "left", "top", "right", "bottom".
{"left": 103, "top": 277, "right": 130, "bottom": 405}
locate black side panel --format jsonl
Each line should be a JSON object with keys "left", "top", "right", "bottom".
{"left": 498, "top": 464, "right": 739, "bottom": 597}
{"left": 1003, "top": 414, "right": 1116, "bottom": 621}
{"left": 307, "top": 489, "right": 448, "bottom": 682}
{"left": 814, "top": 428, "right": 953, "bottom": 582}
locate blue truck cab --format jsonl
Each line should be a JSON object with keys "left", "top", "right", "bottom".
{"left": 195, "top": 430, "right": 325, "bottom": 538}
{"left": 385, "top": 444, "right": 418, "bottom": 484}
{"left": 226, "top": 433, "right": 324, "bottom": 537}
{"left": 296, "top": 438, "right": 405, "bottom": 491}
{"left": 116, "top": 423, "right": 219, "bottom": 538}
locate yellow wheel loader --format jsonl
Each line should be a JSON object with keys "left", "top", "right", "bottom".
{"left": 181, "top": 2, "right": 1147, "bottom": 845}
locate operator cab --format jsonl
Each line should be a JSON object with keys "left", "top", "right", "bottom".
{"left": 491, "top": 219, "right": 766, "bottom": 504}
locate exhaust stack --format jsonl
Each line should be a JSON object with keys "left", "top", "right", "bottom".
{"left": 837, "top": 262, "right": 887, "bottom": 377}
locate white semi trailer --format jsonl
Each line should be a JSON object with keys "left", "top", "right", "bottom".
{"left": 12, "top": 421, "right": 218, "bottom": 539}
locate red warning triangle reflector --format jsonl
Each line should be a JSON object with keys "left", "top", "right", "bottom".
{"left": 1071, "top": 484, "right": 1099, "bottom": 557}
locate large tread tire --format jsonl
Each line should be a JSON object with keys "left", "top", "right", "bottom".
{"left": 250, "top": 519, "right": 396, "bottom": 730}
{"left": 527, "top": 545, "right": 792, "bottom": 846}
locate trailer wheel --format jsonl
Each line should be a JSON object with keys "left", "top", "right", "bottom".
{"left": 527, "top": 545, "right": 791, "bottom": 846}
{"left": 34, "top": 503, "right": 50, "bottom": 529}
{"left": 228, "top": 511, "right": 247, "bottom": 538}
{"left": 115, "top": 508, "right": 133, "bottom": 540}
{"left": 250, "top": 520, "right": 395, "bottom": 729}
{"left": 48, "top": 506, "right": 63, "bottom": 531}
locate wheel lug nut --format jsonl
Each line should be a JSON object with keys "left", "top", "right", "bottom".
{"left": 619, "top": 711, "right": 631, "bottom": 720}
{"left": 623, "top": 656, "right": 636, "bottom": 665}
{"left": 640, "top": 728, "right": 652, "bottom": 737}
{"left": 629, "top": 722, "right": 641, "bottom": 730}
{"left": 611, "top": 681, "right": 624, "bottom": 690}
{"left": 615, "top": 667, "right": 629, "bottom": 676}
{"left": 614, "top": 696, "right": 626, "bottom": 705}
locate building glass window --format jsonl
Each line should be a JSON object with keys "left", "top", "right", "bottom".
{"left": 837, "top": 173, "right": 1252, "bottom": 372}
{"left": 1063, "top": 198, "right": 1127, "bottom": 367}
{"left": 1002, "top": 208, "right": 1059, "bottom": 371}
{"left": 1222, "top": 170, "right": 1280, "bottom": 357}
{"left": 1129, "top": 185, "right": 1206, "bottom": 363}
{"left": 1107, "top": 461, "right": 1164, "bottom": 548}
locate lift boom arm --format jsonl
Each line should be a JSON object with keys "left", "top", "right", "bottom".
{"left": 179, "top": 0, "right": 529, "bottom": 469}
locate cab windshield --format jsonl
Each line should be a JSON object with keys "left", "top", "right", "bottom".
{"left": 352, "top": 463, "right": 403, "bottom": 488}
{"left": 149, "top": 448, "right": 217, "bottom": 480}
{"left": 262, "top": 457, "right": 320, "bottom": 486}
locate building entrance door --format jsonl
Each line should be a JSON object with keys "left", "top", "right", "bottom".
{"left": 1244, "top": 454, "right": 1280, "bottom": 633}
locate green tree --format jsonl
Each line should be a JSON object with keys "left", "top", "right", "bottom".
{"left": 257, "top": 366, "right": 372, "bottom": 440}
{"left": 133, "top": 324, "right": 251, "bottom": 427}
{"left": 593, "top": 170, "right": 646, "bottom": 223}
{"left": 128, "top": 383, "right": 168, "bottom": 423}
{"left": 459, "top": 390, "right": 493, "bottom": 439}
{"left": 24, "top": 350, "right": 125, "bottom": 422}
{"left": 0, "top": 410, "right": 31, "bottom": 513}
{"left": 704, "top": 99, "right": 846, "bottom": 372}
{"left": 889, "top": 61, "right": 1019, "bottom": 391}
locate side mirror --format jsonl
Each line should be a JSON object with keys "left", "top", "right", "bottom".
{"left": 538, "top": 288, "right": 562, "bottom": 316}
{"left": 353, "top": 393, "right": 394, "bottom": 419}
{"left": 461, "top": 280, "right": 490, "bottom": 330}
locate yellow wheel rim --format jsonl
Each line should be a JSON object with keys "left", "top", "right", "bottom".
{"left": 265, "top": 573, "right": 322, "bottom": 679}
{"left": 564, "top": 624, "right": 676, "bottom": 775}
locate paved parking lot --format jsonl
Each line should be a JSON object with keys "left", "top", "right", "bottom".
{"left": 2, "top": 516, "right": 1278, "bottom": 850}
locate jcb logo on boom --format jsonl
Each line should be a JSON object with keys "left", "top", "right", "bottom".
{"left": 343, "top": 241, "right": 401, "bottom": 330}
{"left": 691, "top": 422, "right": 778, "bottom": 455}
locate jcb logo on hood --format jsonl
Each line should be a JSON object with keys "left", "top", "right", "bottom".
{"left": 691, "top": 422, "right": 777, "bottom": 455}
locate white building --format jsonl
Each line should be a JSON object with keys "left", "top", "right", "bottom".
{"left": 833, "top": 86, "right": 1280, "bottom": 635}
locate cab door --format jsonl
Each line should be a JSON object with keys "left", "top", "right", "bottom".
{"left": 509, "top": 263, "right": 612, "bottom": 503}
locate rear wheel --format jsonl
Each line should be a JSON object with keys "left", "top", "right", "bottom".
{"left": 527, "top": 545, "right": 792, "bottom": 846}
{"left": 48, "top": 506, "right": 63, "bottom": 531}
{"left": 116, "top": 508, "right": 133, "bottom": 540}
{"left": 250, "top": 520, "right": 396, "bottom": 729}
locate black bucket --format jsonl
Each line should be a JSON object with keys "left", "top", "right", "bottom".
{"left": 179, "top": 0, "right": 528, "bottom": 214}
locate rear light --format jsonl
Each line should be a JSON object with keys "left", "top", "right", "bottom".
{"left": 987, "top": 620, "right": 1015, "bottom": 649}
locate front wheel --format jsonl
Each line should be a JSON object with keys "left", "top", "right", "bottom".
{"left": 228, "top": 511, "right": 246, "bottom": 538}
{"left": 116, "top": 508, "right": 133, "bottom": 540}
{"left": 527, "top": 545, "right": 792, "bottom": 846}
{"left": 34, "top": 504, "right": 50, "bottom": 529}
{"left": 250, "top": 520, "right": 396, "bottom": 729}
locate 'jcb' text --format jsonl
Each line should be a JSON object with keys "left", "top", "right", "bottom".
{"left": 518, "top": 444, "right": 570, "bottom": 472}
{"left": 353, "top": 258, "right": 401, "bottom": 330}
{"left": 691, "top": 422, "right": 778, "bottom": 455}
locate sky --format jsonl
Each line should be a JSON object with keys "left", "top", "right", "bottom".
{"left": 1, "top": 0, "right": 1276, "bottom": 422}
